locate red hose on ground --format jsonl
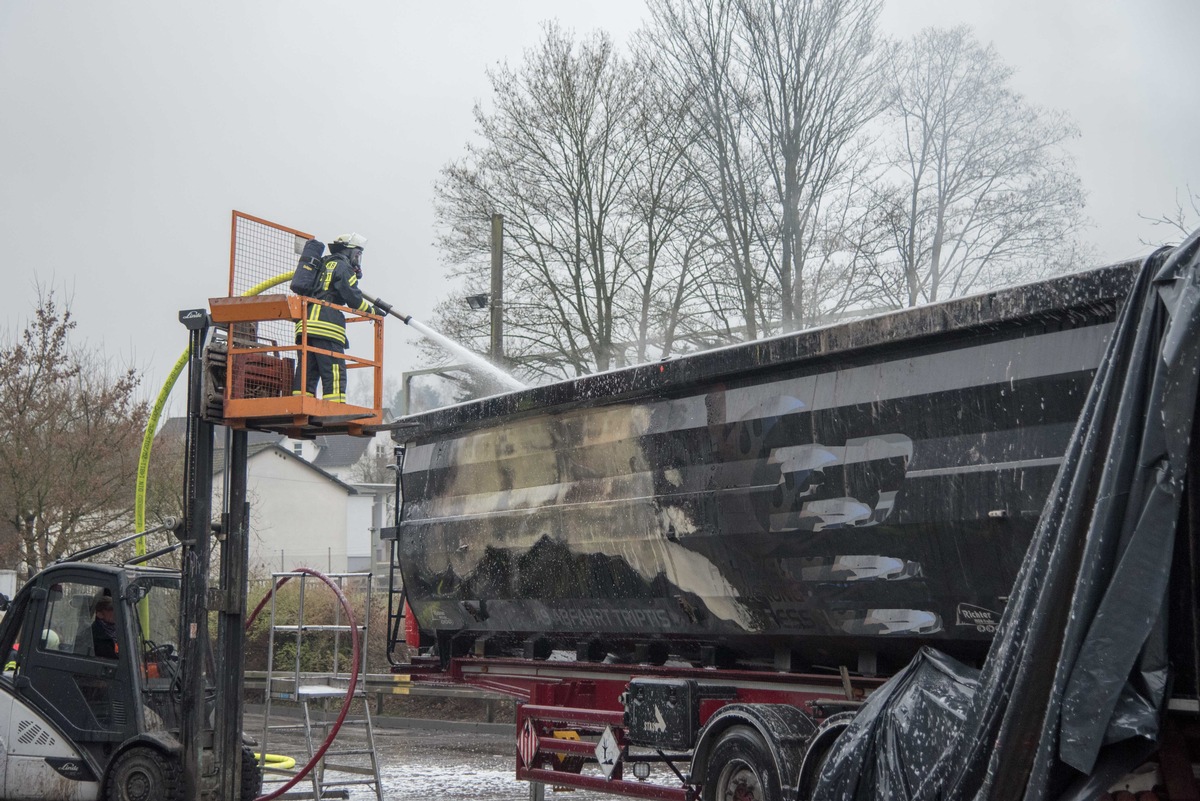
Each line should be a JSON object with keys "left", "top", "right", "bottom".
{"left": 245, "top": 567, "right": 362, "bottom": 801}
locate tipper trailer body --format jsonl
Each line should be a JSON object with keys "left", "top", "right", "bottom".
{"left": 391, "top": 263, "right": 1134, "bottom": 673}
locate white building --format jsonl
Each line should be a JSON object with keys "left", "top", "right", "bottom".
{"left": 160, "top": 419, "right": 397, "bottom": 577}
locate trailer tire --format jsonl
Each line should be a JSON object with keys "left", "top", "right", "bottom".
{"left": 106, "top": 746, "right": 181, "bottom": 801}
{"left": 241, "top": 746, "right": 263, "bottom": 801}
{"left": 701, "top": 725, "right": 781, "bottom": 801}
{"left": 794, "top": 711, "right": 855, "bottom": 800}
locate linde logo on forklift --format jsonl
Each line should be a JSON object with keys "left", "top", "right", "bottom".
{"left": 46, "top": 757, "right": 86, "bottom": 779}
{"left": 177, "top": 308, "right": 208, "bottom": 330}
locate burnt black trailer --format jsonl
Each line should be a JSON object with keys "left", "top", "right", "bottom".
{"left": 383, "top": 257, "right": 1200, "bottom": 800}
{"left": 390, "top": 263, "right": 1138, "bottom": 672}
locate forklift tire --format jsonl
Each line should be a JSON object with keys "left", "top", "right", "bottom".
{"left": 701, "top": 725, "right": 781, "bottom": 801}
{"left": 106, "top": 746, "right": 181, "bottom": 801}
{"left": 241, "top": 746, "right": 264, "bottom": 801}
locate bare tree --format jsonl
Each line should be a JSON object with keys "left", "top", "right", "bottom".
{"left": 431, "top": 10, "right": 1088, "bottom": 373}
{"left": 644, "top": 0, "right": 886, "bottom": 336}
{"left": 879, "top": 26, "right": 1088, "bottom": 307}
{"left": 1140, "top": 186, "right": 1200, "bottom": 245}
{"left": 435, "top": 25, "right": 644, "bottom": 377}
{"left": 0, "top": 293, "right": 148, "bottom": 578}
{"left": 797, "top": 161, "right": 899, "bottom": 324}
{"left": 733, "top": 0, "right": 884, "bottom": 328}
{"left": 618, "top": 46, "right": 723, "bottom": 362}
{"left": 349, "top": 446, "right": 394, "bottom": 485}
{"left": 144, "top": 429, "right": 186, "bottom": 527}
{"left": 647, "top": 0, "right": 775, "bottom": 340}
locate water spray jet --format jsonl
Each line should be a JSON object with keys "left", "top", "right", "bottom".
{"left": 360, "top": 290, "right": 526, "bottom": 392}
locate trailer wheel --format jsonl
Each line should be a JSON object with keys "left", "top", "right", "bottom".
{"left": 702, "top": 725, "right": 781, "bottom": 801}
{"left": 241, "top": 746, "right": 263, "bottom": 801}
{"left": 794, "top": 711, "right": 855, "bottom": 800}
{"left": 106, "top": 746, "right": 181, "bottom": 801}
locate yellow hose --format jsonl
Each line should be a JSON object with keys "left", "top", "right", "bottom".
{"left": 131, "top": 272, "right": 306, "bottom": 793}
{"left": 134, "top": 272, "right": 294, "bottom": 555}
{"left": 133, "top": 350, "right": 189, "bottom": 554}
{"left": 133, "top": 272, "right": 293, "bottom": 640}
{"left": 254, "top": 753, "right": 297, "bottom": 771}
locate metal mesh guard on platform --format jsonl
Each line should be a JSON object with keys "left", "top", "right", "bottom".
{"left": 229, "top": 212, "right": 313, "bottom": 358}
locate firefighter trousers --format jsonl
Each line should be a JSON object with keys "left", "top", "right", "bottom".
{"left": 292, "top": 336, "right": 347, "bottom": 403}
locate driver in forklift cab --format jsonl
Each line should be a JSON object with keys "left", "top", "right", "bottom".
{"left": 86, "top": 595, "right": 119, "bottom": 659}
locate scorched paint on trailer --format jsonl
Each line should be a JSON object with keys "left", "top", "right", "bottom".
{"left": 391, "top": 264, "right": 1137, "bottom": 671}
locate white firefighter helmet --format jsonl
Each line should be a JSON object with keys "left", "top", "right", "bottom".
{"left": 333, "top": 232, "right": 368, "bottom": 250}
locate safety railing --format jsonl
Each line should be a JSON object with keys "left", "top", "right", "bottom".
{"left": 208, "top": 294, "right": 383, "bottom": 435}
{"left": 206, "top": 211, "right": 383, "bottom": 436}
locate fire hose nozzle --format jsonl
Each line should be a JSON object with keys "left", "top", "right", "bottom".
{"left": 362, "top": 292, "right": 412, "bottom": 325}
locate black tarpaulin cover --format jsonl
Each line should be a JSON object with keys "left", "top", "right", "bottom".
{"left": 813, "top": 648, "right": 981, "bottom": 798}
{"left": 815, "top": 230, "right": 1200, "bottom": 801}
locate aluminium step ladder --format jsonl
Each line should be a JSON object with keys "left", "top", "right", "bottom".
{"left": 259, "top": 571, "right": 383, "bottom": 801}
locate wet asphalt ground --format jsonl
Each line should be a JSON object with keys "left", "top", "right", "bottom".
{"left": 247, "top": 715, "right": 614, "bottom": 801}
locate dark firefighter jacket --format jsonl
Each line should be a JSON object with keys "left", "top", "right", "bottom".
{"left": 294, "top": 252, "right": 374, "bottom": 346}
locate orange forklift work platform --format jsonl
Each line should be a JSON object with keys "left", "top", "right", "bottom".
{"left": 207, "top": 212, "right": 385, "bottom": 438}
{"left": 209, "top": 294, "right": 384, "bottom": 438}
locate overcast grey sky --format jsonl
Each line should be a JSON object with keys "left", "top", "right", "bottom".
{"left": 2, "top": 1, "right": 1196, "bottom": 411}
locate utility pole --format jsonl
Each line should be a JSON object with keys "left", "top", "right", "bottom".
{"left": 490, "top": 213, "right": 504, "bottom": 363}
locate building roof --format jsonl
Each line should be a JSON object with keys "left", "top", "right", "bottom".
{"left": 311, "top": 434, "right": 373, "bottom": 470}
{"left": 158, "top": 417, "right": 283, "bottom": 447}
{"left": 158, "top": 416, "right": 376, "bottom": 481}
{"left": 212, "top": 443, "right": 358, "bottom": 495}
{"left": 156, "top": 416, "right": 188, "bottom": 439}
{"left": 160, "top": 417, "right": 375, "bottom": 465}
{"left": 210, "top": 441, "right": 276, "bottom": 474}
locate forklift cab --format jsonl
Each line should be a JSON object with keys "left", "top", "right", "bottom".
{"left": 0, "top": 562, "right": 193, "bottom": 800}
